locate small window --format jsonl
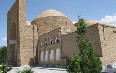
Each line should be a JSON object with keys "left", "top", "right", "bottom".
{"left": 45, "top": 41, "right": 48, "bottom": 45}
{"left": 59, "top": 29, "right": 61, "bottom": 32}
{"left": 50, "top": 39, "right": 53, "bottom": 44}
{"left": 55, "top": 38, "right": 59, "bottom": 43}
{"left": 66, "top": 22, "right": 68, "bottom": 25}
{"left": 113, "top": 31, "right": 116, "bottom": 33}
{"left": 57, "top": 39, "right": 59, "bottom": 42}
{"left": 51, "top": 41, "right": 53, "bottom": 44}
{"left": 40, "top": 42, "right": 43, "bottom": 46}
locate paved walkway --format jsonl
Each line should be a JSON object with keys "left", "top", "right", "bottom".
{"left": 8, "top": 67, "right": 67, "bottom": 73}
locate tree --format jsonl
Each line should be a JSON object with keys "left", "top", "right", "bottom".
{"left": 67, "top": 18, "right": 102, "bottom": 73}
{"left": 0, "top": 46, "right": 7, "bottom": 64}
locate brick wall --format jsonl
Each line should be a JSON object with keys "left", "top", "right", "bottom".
{"left": 38, "top": 28, "right": 61, "bottom": 65}
{"left": 32, "top": 16, "right": 76, "bottom": 36}
{"left": 7, "top": 0, "right": 19, "bottom": 65}
{"left": 7, "top": 0, "right": 38, "bottom": 66}
{"left": 98, "top": 25, "right": 116, "bottom": 64}
{"left": 61, "top": 24, "right": 102, "bottom": 65}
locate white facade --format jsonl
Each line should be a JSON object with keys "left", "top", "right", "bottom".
{"left": 40, "top": 51, "right": 44, "bottom": 61}
{"left": 56, "top": 48, "right": 61, "bottom": 61}
{"left": 50, "top": 50, "right": 54, "bottom": 62}
{"left": 45, "top": 51, "right": 48, "bottom": 61}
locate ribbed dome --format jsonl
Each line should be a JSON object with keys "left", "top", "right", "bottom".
{"left": 36, "top": 9, "right": 66, "bottom": 18}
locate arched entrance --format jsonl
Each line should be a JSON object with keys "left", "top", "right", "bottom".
{"left": 50, "top": 50, "right": 54, "bottom": 64}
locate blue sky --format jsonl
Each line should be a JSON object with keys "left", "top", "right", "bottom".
{"left": 0, "top": 0, "right": 116, "bottom": 46}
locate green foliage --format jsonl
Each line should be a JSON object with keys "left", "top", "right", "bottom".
{"left": 77, "top": 18, "right": 86, "bottom": 36}
{"left": 67, "top": 53, "right": 80, "bottom": 73}
{"left": 0, "top": 64, "right": 12, "bottom": 73}
{"left": 67, "top": 18, "right": 102, "bottom": 73}
{"left": 17, "top": 68, "right": 34, "bottom": 73}
{"left": 0, "top": 46, "right": 7, "bottom": 64}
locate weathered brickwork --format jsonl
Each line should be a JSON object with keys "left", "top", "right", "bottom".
{"left": 98, "top": 25, "right": 116, "bottom": 64}
{"left": 86, "top": 24, "right": 102, "bottom": 57}
{"left": 7, "top": 0, "right": 19, "bottom": 66}
{"left": 38, "top": 28, "right": 61, "bottom": 65}
{"left": 7, "top": 0, "right": 38, "bottom": 66}
{"left": 7, "top": 0, "right": 116, "bottom": 66}
{"left": 32, "top": 16, "right": 76, "bottom": 36}
{"left": 61, "top": 24, "right": 102, "bottom": 63}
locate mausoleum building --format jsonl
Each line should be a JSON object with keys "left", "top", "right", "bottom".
{"left": 7, "top": 0, "right": 116, "bottom": 66}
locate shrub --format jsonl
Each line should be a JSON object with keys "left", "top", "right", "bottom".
{"left": 0, "top": 64, "right": 12, "bottom": 73}
{"left": 67, "top": 53, "right": 80, "bottom": 73}
{"left": 0, "top": 46, "right": 7, "bottom": 64}
{"left": 17, "top": 68, "right": 34, "bottom": 73}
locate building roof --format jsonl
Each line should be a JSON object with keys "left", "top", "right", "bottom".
{"left": 85, "top": 20, "right": 101, "bottom": 26}
{"left": 36, "top": 9, "right": 66, "bottom": 18}
{"left": 85, "top": 20, "right": 116, "bottom": 27}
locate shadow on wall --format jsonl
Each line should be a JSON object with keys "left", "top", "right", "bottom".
{"left": 29, "top": 58, "right": 34, "bottom": 66}
{"left": 35, "top": 42, "right": 39, "bottom": 65}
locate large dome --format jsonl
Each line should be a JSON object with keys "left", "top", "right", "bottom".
{"left": 36, "top": 9, "right": 66, "bottom": 18}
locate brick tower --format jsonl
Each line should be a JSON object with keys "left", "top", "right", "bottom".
{"left": 7, "top": 0, "right": 38, "bottom": 66}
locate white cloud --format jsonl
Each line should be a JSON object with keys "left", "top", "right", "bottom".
{"left": 100, "top": 15, "right": 116, "bottom": 26}
{"left": 73, "top": 22, "right": 77, "bottom": 24}
{"left": 1, "top": 37, "right": 7, "bottom": 41}
{"left": 0, "top": 37, "right": 7, "bottom": 46}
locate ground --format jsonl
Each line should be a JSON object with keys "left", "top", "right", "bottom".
{"left": 7, "top": 66, "right": 67, "bottom": 73}
{"left": 6, "top": 65, "right": 116, "bottom": 73}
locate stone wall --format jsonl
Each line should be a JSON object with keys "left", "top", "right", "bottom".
{"left": 38, "top": 28, "right": 61, "bottom": 65}
{"left": 32, "top": 16, "right": 76, "bottom": 36}
{"left": 8, "top": 0, "right": 116, "bottom": 66}
{"left": 61, "top": 32, "right": 77, "bottom": 60}
{"left": 7, "top": 0, "right": 38, "bottom": 66}
{"left": 86, "top": 24, "right": 102, "bottom": 57}
{"left": 7, "top": 0, "right": 19, "bottom": 66}
{"left": 61, "top": 24, "right": 102, "bottom": 65}
{"left": 98, "top": 24, "right": 116, "bottom": 64}
{"left": 18, "top": 0, "right": 38, "bottom": 65}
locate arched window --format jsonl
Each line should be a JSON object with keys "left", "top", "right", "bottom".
{"left": 66, "top": 22, "right": 68, "bottom": 25}
{"left": 50, "top": 39, "right": 53, "bottom": 44}
{"left": 50, "top": 50, "right": 54, "bottom": 62}
{"left": 40, "top": 42, "right": 43, "bottom": 46}
{"left": 45, "top": 50, "right": 48, "bottom": 61}
{"left": 56, "top": 48, "right": 61, "bottom": 61}
{"left": 55, "top": 38, "right": 59, "bottom": 43}
{"left": 57, "top": 39, "right": 59, "bottom": 42}
{"left": 40, "top": 51, "right": 44, "bottom": 61}
{"left": 45, "top": 41, "right": 48, "bottom": 45}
